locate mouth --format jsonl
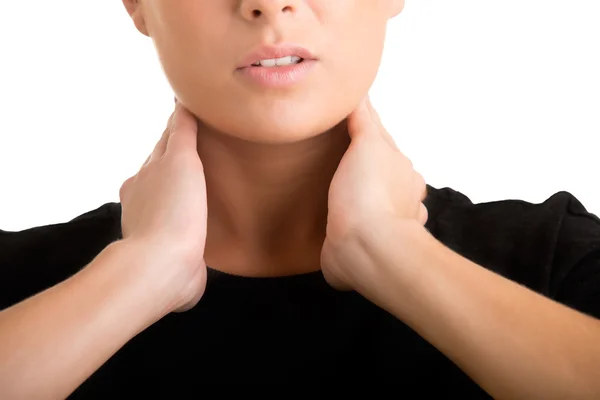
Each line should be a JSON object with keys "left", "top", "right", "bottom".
{"left": 249, "top": 55, "right": 306, "bottom": 68}
{"left": 236, "top": 45, "right": 317, "bottom": 69}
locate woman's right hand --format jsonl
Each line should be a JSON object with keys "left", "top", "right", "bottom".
{"left": 119, "top": 100, "right": 208, "bottom": 314}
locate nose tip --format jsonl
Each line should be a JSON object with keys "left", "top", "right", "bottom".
{"left": 240, "top": 0, "right": 296, "bottom": 21}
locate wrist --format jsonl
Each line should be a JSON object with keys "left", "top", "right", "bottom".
{"left": 85, "top": 240, "right": 172, "bottom": 330}
{"left": 349, "top": 218, "right": 435, "bottom": 305}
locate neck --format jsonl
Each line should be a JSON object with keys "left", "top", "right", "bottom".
{"left": 197, "top": 120, "right": 350, "bottom": 277}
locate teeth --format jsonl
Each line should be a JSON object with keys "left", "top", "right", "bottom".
{"left": 251, "top": 56, "right": 303, "bottom": 67}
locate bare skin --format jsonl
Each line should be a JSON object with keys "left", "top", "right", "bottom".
{"left": 1, "top": 1, "right": 599, "bottom": 399}
{"left": 121, "top": 0, "right": 405, "bottom": 277}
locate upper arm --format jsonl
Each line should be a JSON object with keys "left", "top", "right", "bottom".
{"left": 1, "top": 206, "right": 123, "bottom": 311}
{"left": 551, "top": 193, "right": 600, "bottom": 318}
{"left": 0, "top": 228, "right": 59, "bottom": 310}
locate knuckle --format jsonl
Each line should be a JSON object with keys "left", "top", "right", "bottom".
{"left": 420, "top": 204, "right": 429, "bottom": 225}
{"left": 119, "top": 183, "right": 129, "bottom": 199}
{"left": 416, "top": 173, "right": 427, "bottom": 199}
{"left": 416, "top": 171, "right": 425, "bottom": 188}
{"left": 119, "top": 176, "right": 136, "bottom": 196}
{"left": 401, "top": 155, "right": 413, "bottom": 169}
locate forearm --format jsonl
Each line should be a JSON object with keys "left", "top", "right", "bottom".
{"left": 0, "top": 240, "right": 164, "bottom": 400}
{"left": 355, "top": 220, "right": 600, "bottom": 400}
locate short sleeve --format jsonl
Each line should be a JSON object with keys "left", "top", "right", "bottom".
{"left": 551, "top": 193, "right": 600, "bottom": 318}
{"left": 0, "top": 203, "right": 123, "bottom": 311}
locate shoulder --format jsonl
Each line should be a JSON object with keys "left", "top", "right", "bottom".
{"left": 424, "top": 184, "right": 600, "bottom": 304}
{"left": 0, "top": 202, "right": 123, "bottom": 310}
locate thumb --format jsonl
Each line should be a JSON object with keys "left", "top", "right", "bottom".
{"left": 165, "top": 102, "right": 199, "bottom": 156}
{"left": 321, "top": 267, "right": 352, "bottom": 292}
{"left": 347, "top": 97, "right": 380, "bottom": 142}
{"left": 348, "top": 97, "right": 399, "bottom": 151}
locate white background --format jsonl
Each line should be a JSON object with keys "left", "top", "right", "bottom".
{"left": 0, "top": 0, "right": 598, "bottom": 231}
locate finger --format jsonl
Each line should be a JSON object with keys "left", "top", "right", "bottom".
{"left": 365, "top": 97, "right": 399, "bottom": 151}
{"left": 321, "top": 267, "right": 352, "bottom": 292}
{"left": 165, "top": 102, "right": 199, "bottom": 156}
{"left": 142, "top": 154, "right": 152, "bottom": 168}
{"left": 146, "top": 111, "right": 176, "bottom": 166}
{"left": 418, "top": 203, "right": 429, "bottom": 225}
{"left": 414, "top": 172, "right": 428, "bottom": 202}
{"left": 346, "top": 97, "right": 380, "bottom": 141}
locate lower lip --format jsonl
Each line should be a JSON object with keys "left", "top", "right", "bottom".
{"left": 235, "top": 59, "right": 317, "bottom": 88}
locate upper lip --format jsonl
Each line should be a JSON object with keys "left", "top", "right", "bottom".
{"left": 236, "top": 45, "right": 317, "bottom": 68}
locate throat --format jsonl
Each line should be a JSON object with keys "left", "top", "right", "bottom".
{"left": 204, "top": 235, "right": 326, "bottom": 278}
{"left": 204, "top": 173, "right": 331, "bottom": 277}
{"left": 197, "top": 119, "right": 350, "bottom": 278}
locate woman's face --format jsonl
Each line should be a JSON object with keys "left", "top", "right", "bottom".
{"left": 124, "top": 0, "right": 404, "bottom": 143}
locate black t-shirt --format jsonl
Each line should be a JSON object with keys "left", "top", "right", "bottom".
{"left": 1, "top": 184, "right": 599, "bottom": 398}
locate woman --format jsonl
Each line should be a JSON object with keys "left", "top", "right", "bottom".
{"left": 1, "top": 1, "right": 599, "bottom": 399}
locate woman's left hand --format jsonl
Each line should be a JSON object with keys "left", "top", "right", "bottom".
{"left": 321, "top": 96, "right": 428, "bottom": 290}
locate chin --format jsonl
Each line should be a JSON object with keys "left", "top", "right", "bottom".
{"left": 232, "top": 112, "right": 344, "bottom": 144}
{"left": 191, "top": 93, "right": 352, "bottom": 144}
